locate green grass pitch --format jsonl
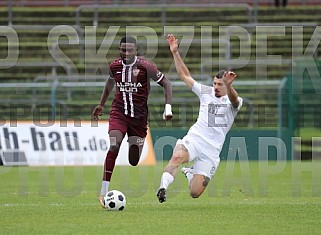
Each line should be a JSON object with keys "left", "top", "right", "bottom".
{"left": 1, "top": 161, "right": 321, "bottom": 235}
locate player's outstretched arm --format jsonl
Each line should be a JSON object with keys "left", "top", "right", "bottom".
{"left": 167, "top": 34, "right": 195, "bottom": 89}
{"left": 223, "top": 71, "right": 239, "bottom": 109}
{"left": 92, "top": 78, "right": 115, "bottom": 120}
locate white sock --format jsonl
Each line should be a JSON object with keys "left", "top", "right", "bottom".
{"left": 159, "top": 172, "right": 174, "bottom": 189}
{"left": 186, "top": 172, "right": 193, "bottom": 183}
{"left": 100, "top": 181, "right": 110, "bottom": 196}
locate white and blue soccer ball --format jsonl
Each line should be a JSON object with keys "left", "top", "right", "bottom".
{"left": 104, "top": 190, "right": 126, "bottom": 211}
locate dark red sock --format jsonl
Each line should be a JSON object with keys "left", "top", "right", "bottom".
{"left": 103, "top": 151, "right": 117, "bottom": 181}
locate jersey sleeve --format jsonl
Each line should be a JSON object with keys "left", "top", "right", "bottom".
{"left": 192, "top": 82, "right": 212, "bottom": 98}
{"left": 192, "top": 81, "right": 201, "bottom": 97}
{"left": 235, "top": 97, "right": 243, "bottom": 111}
{"left": 229, "top": 96, "right": 243, "bottom": 115}
{"left": 146, "top": 61, "right": 164, "bottom": 84}
{"left": 108, "top": 64, "right": 115, "bottom": 79}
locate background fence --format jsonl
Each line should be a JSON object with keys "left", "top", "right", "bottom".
{"left": 279, "top": 59, "right": 321, "bottom": 159}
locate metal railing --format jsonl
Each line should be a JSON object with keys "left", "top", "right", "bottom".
{"left": 0, "top": 61, "right": 71, "bottom": 76}
{"left": 75, "top": 3, "right": 255, "bottom": 29}
{"left": 1, "top": 75, "right": 274, "bottom": 128}
{"left": 1, "top": 0, "right": 319, "bottom": 7}
{"left": 0, "top": 0, "right": 257, "bottom": 26}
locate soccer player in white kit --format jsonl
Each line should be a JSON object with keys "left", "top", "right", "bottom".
{"left": 157, "top": 34, "right": 243, "bottom": 202}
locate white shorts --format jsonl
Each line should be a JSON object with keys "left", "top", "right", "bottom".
{"left": 176, "top": 134, "right": 220, "bottom": 179}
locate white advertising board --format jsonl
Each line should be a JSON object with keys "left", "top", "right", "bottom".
{"left": 0, "top": 121, "right": 155, "bottom": 166}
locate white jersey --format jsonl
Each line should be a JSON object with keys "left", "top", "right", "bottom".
{"left": 187, "top": 81, "right": 243, "bottom": 152}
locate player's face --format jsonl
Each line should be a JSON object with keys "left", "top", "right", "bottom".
{"left": 213, "top": 77, "right": 226, "bottom": 97}
{"left": 119, "top": 43, "right": 137, "bottom": 64}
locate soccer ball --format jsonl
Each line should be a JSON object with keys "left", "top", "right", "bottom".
{"left": 103, "top": 190, "right": 126, "bottom": 211}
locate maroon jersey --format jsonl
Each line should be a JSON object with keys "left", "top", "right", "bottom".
{"left": 109, "top": 56, "right": 165, "bottom": 119}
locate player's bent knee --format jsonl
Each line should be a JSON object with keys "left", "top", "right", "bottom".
{"left": 189, "top": 187, "right": 203, "bottom": 198}
{"left": 189, "top": 175, "right": 208, "bottom": 198}
{"left": 169, "top": 155, "right": 185, "bottom": 165}
{"left": 189, "top": 190, "right": 202, "bottom": 198}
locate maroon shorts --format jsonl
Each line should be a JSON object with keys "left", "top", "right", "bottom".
{"left": 108, "top": 109, "right": 148, "bottom": 138}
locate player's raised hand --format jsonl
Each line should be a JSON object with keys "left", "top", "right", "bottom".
{"left": 223, "top": 71, "right": 237, "bottom": 86}
{"left": 92, "top": 105, "right": 103, "bottom": 120}
{"left": 167, "top": 34, "right": 178, "bottom": 53}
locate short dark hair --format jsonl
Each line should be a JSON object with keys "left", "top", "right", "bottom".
{"left": 215, "top": 70, "right": 226, "bottom": 79}
{"left": 120, "top": 36, "right": 137, "bottom": 45}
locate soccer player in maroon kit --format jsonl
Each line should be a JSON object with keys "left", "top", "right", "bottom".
{"left": 92, "top": 36, "right": 173, "bottom": 207}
